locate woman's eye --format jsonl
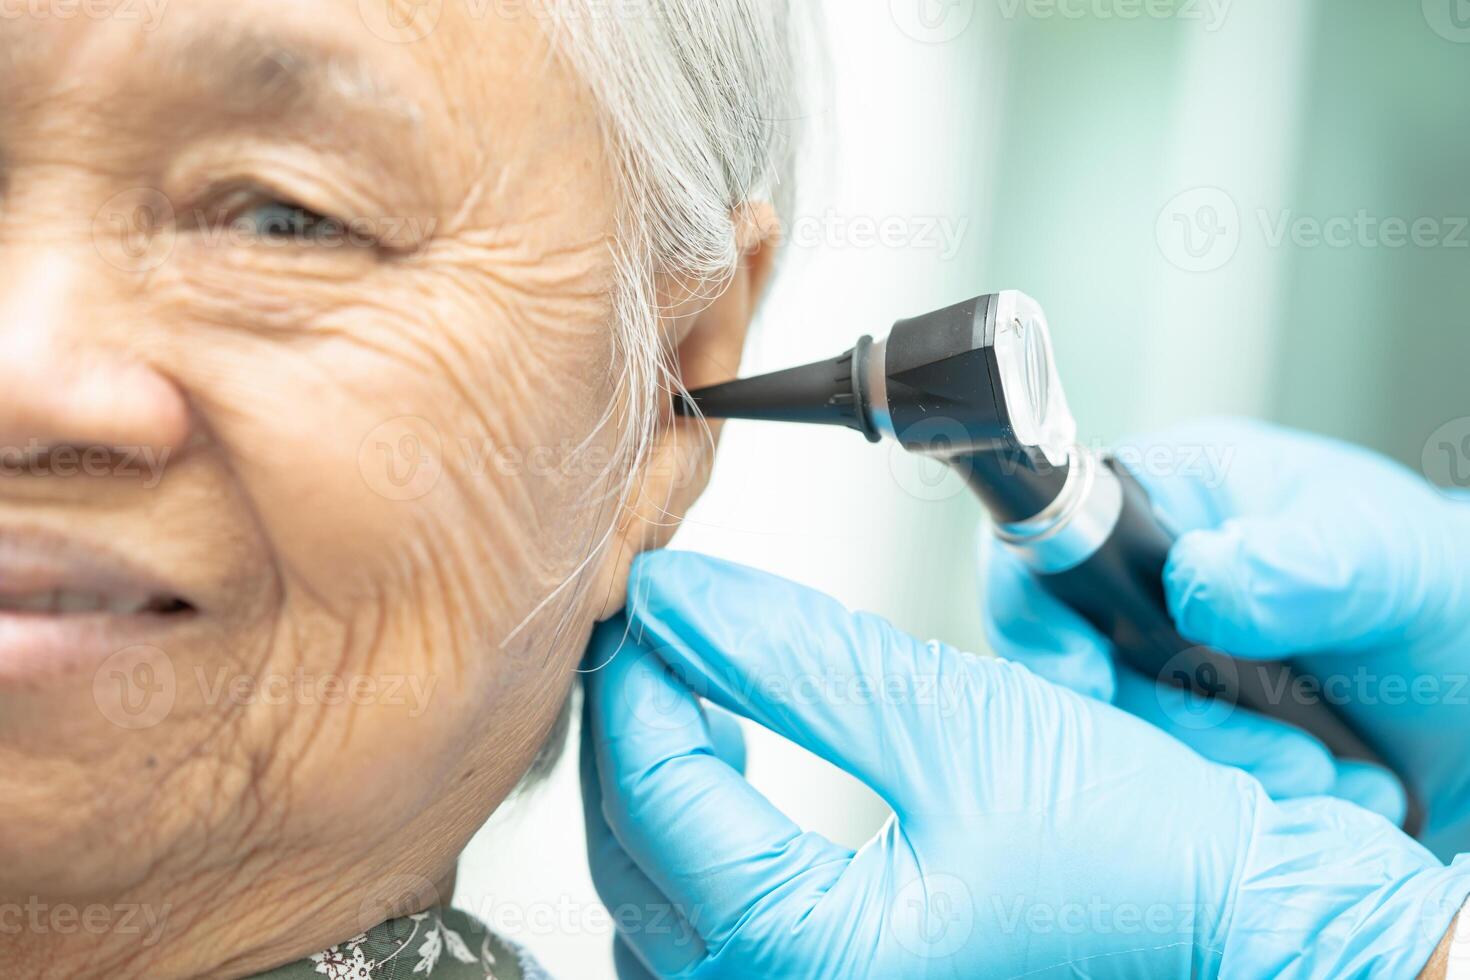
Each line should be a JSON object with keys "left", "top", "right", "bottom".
{"left": 180, "top": 185, "right": 410, "bottom": 254}
{"left": 185, "top": 185, "right": 362, "bottom": 248}
{"left": 234, "top": 200, "right": 343, "bottom": 243}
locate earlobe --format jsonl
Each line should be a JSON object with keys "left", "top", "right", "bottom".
{"left": 590, "top": 205, "right": 781, "bottom": 621}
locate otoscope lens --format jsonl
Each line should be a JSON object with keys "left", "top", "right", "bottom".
{"left": 1020, "top": 316, "right": 1053, "bottom": 427}
{"left": 992, "top": 291, "right": 1076, "bottom": 466}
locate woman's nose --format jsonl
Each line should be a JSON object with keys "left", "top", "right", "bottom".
{"left": 0, "top": 251, "right": 191, "bottom": 463}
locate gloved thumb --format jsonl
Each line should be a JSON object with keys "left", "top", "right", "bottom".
{"left": 1164, "top": 514, "right": 1418, "bottom": 657}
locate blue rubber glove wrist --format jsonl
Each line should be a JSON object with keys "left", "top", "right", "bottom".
{"left": 983, "top": 418, "right": 1470, "bottom": 853}
{"left": 583, "top": 551, "right": 1470, "bottom": 979}
{"left": 1225, "top": 799, "right": 1470, "bottom": 978}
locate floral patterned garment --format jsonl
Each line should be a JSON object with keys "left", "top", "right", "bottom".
{"left": 250, "top": 908, "right": 551, "bottom": 980}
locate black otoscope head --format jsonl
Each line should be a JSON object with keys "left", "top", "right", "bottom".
{"left": 676, "top": 291, "right": 1078, "bottom": 522}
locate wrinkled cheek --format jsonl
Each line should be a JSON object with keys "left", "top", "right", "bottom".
{"left": 165, "top": 283, "right": 625, "bottom": 815}
{"left": 187, "top": 360, "right": 511, "bottom": 603}
{"left": 253, "top": 659, "right": 479, "bottom": 841}
{"left": 261, "top": 410, "right": 487, "bottom": 596}
{"left": 217, "top": 355, "right": 621, "bottom": 722}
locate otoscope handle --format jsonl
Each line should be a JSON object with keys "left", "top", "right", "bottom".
{"left": 1037, "top": 460, "right": 1425, "bottom": 837}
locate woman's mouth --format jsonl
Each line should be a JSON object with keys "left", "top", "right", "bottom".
{"left": 0, "top": 592, "right": 192, "bottom": 615}
{"left": 0, "top": 527, "right": 198, "bottom": 680}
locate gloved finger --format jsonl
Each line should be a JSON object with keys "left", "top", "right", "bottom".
{"left": 1332, "top": 760, "right": 1408, "bottom": 828}
{"left": 982, "top": 539, "right": 1117, "bottom": 701}
{"left": 1109, "top": 417, "right": 1296, "bottom": 530}
{"left": 1111, "top": 670, "right": 1409, "bottom": 823}
{"left": 978, "top": 419, "right": 1324, "bottom": 695}
{"left": 585, "top": 615, "right": 852, "bottom": 947}
{"left": 705, "top": 703, "right": 747, "bottom": 776}
{"left": 580, "top": 694, "right": 750, "bottom": 976}
{"left": 1113, "top": 668, "right": 1339, "bottom": 797}
{"left": 579, "top": 690, "right": 705, "bottom": 977}
{"left": 626, "top": 550, "right": 972, "bottom": 812}
{"left": 1164, "top": 513, "right": 1427, "bottom": 657}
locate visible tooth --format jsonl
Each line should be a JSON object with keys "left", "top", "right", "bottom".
{"left": 56, "top": 592, "right": 106, "bottom": 614}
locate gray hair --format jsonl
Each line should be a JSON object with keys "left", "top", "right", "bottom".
{"left": 549, "top": 0, "right": 804, "bottom": 486}
{"left": 516, "top": 0, "right": 806, "bottom": 782}
{"left": 511, "top": 0, "right": 804, "bottom": 631}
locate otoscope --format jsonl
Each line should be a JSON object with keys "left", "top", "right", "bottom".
{"left": 678, "top": 290, "right": 1423, "bottom": 835}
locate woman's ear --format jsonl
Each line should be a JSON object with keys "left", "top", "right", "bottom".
{"left": 591, "top": 205, "right": 781, "bottom": 620}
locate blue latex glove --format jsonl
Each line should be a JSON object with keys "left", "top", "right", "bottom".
{"left": 582, "top": 551, "right": 1470, "bottom": 979}
{"left": 983, "top": 418, "right": 1470, "bottom": 856}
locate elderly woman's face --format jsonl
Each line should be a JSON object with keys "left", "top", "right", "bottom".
{"left": 0, "top": 0, "right": 743, "bottom": 972}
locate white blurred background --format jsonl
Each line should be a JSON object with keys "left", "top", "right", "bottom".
{"left": 458, "top": 0, "right": 1470, "bottom": 975}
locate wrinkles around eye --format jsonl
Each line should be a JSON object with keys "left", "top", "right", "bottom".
{"left": 183, "top": 184, "right": 367, "bottom": 250}
{"left": 165, "top": 142, "right": 440, "bottom": 257}
{"left": 176, "top": 181, "right": 435, "bottom": 257}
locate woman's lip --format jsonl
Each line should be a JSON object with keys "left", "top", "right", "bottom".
{"left": 0, "top": 607, "right": 197, "bottom": 682}
{"left": 0, "top": 526, "right": 199, "bottom": 682}
{"left": 0, "top": 526, "right": 193, "bottom": 606}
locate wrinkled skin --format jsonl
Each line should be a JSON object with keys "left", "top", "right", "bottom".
{"left": 0, "top": 1, "right": 773, "bottom": 976}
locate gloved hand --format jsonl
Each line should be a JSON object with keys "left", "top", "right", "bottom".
{"left": 582, "top": 550, "right": 1470, "bottom": 979}
{"left": 983, "top": 418, "right": 1470, "bottom": 856}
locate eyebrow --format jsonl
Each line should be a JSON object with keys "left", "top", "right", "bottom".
{"left": 157, "top": 26, "right": 427, "bottom": 127}
{"left": 0, "top": 23, "right": 426, "bottom": 130}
